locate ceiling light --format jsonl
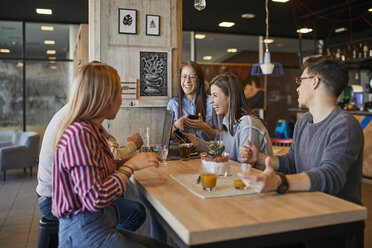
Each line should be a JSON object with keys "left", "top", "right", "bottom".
{"left": 369, "top": 8, "right": 372, "bottom": 12}
{"left": 241, "top": 13, "right": 255, "bottom": 19}
{"left": 195, "top": 34, "right": 206, "bottom": 39}
{"left": 16, "top": 62, "right": 23, "bottom": 67}
{"left": 41, "top": 26, "right": 54, "bottom": 31}
{"left": 50, "top": 65, "right": 57, "bottom": 70}
{"left": 296, "top": 28, "right": 313, "bottom": 34}
{"left": 203, "top": 56, "right": 212, "bottom": 60}
{"left": 0, "top": 49, "right": 10, "bottom": 53}
{"left": 219, "top": 22, "right": 235, "bottom": 28}
{"left": 334, "top": 27, "right": 348, "bottom": 33}
{"left": 272, "top": 0, "right": 290, "bottom": 2}
{"left": 36, "top": 8, "right": 52, "bottom": 15}
{"left": 194, "top": 0, "right": 206, "bottom": 11}
{"left": 48, "top": 57, "right": 56, "bottom": 60}
{"left": 251, "top": 0, "right": 283, "bottom": 77}
{"left": 46, "top": 50, "right": 56, "bottom": 54}
{"left": 263, "top": 38, "right": 274, "bottom": 44}
{"left": 227, "top": 48, "right": 238, "bottom": 53}
{"left": 49, "top": 61, "right": 56, "bottom": 64}
{"left": 44, "top": 40, "right": 55, "bottom": 45}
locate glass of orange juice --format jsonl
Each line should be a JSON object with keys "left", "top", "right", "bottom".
{"left": 231, "top": 163, "right": 251, "bottom": 190}
{"left": 199, "top": 165, "right": 218, "bottom": 191}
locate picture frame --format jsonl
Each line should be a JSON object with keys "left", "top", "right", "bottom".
{"left": 146, "top": 15, "right": 160, "bottom": 36}
{"left": 119, "top": 8, "right": 137, "bottom": 34}
{"left": 140, "top": 51, "right": 168, "bottom": 96}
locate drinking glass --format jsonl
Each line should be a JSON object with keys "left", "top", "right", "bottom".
{"left": 160, "top": 145, "right": 169, "bottom": 165}
{"left": 139, "top": 127, "right": 150, "bottom": 147}
{"left": 178, "top": 143, "right": 193, "bottom": 161}
{"left": 199, "top": 165, "right": 218, "bottom": 191}
{"left": 230, "top": 163, "right": 251, "bottom": 190}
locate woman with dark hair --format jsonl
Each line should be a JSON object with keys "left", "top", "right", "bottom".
{"left": 184, "top": 72, "right": 272, "bottom": 163}
{"left": 167, "top": 61, "right": 215, "bottom": 141}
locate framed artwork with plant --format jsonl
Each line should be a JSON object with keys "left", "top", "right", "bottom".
{"left": 119, "top": 8, "right": 137, "bottom": 34}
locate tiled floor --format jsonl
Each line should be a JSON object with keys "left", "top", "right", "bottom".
{"left": 0, "top": 168, "right": 371, "bottom": 248}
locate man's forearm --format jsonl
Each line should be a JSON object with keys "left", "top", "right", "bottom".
{"left": 255, "top": 153, "right": 280, "bottom": 170}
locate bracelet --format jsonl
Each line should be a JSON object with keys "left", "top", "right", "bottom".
{"left": 117, "top": 169, "right": 131, "bottom": 178}
{"left": 121, "top": 164, "right": 134, "bottom": 174}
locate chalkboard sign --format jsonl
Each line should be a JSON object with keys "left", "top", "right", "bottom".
{"left": 139, "top": 51, "right": 168, "bottom": 97}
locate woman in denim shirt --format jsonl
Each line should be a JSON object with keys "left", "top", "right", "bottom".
{"left": 167, "top": 61, "right": 215, "bottom": 141}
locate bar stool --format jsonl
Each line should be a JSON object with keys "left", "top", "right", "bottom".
{"left": 37, "top": 217, "right": 59, "bottom": 248}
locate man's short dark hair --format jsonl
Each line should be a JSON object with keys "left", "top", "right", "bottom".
{"left": 242, "top": 75, "right": 260, "bottom": 88}
{"left": 302, "top": 56, "right": 349, "bottom": 98}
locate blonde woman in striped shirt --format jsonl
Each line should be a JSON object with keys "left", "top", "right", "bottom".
{"left": 52, "top": 62, "right": 170, "bottom": 248}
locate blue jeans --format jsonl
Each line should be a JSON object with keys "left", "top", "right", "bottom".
{"left": 37, "top": 195, "right": 146, "bottom": 231}
{"left": 59, "top": 204, "right": 170, "bottom": 248}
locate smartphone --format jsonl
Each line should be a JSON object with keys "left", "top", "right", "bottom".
{"left": 188, "top": 114, "right": 199, "bottom": 120}
{"left": 173, "top": 128, "right": 192, "bottom": 143}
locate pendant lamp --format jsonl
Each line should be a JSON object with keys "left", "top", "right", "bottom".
{"left": 251, "top": 0, "right": 283, "bottom": 76}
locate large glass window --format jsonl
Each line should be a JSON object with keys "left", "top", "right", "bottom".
{"left": 0, "top": 20, "right": 78, "bottom": 137}
{"left": 0, "top": 59, "right": 23, "bottom": 130}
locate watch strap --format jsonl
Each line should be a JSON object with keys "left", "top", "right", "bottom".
{"left": 276, "top": 172, "right": 289, "bottom": 194}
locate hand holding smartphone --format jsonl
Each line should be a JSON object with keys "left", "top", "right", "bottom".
{"left": 187, "top": 114, "right": 199, "bottom": 120}
{"left": 173, "top": 128, "right": 192, "bottom": 144}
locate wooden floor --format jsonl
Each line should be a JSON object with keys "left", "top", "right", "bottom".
{"left": 0, "top": 167, "right": 371, "bottom": 247}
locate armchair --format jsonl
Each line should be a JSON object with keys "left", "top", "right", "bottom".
{"left": 0, "top": 131, "right": 40, "bottom": 181}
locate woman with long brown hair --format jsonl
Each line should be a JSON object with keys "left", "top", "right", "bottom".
{"left": 52, "top": 61, "right": 169, "bottom": 247}
{"left": 167, "top": 61, "right": 215, "bottom": 141}
{"left": 184, "top": 72, "right": 273, "bottom": 163}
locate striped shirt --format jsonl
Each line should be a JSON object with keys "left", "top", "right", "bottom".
{"left": 52, "top": 121, "right": 126, "bottom": 218}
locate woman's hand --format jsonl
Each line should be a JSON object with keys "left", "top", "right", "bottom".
{"left": 240, "top": 139, "right": 259, "bottom": 163}
{"left": 183, "top": 113, "right": 207, "bottom": 130}
{"left": 125, "top": 152, "right": 162, "bottom": 171}
{"left": 182, "top": 132, "right": 199, "bottom": 147}
{"left": 174, "top": 117, "right": 188, "bottom": 130}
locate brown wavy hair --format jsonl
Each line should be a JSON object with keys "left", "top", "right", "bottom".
{"left": 210, "top": 72, "right": 263, "bottom": 136}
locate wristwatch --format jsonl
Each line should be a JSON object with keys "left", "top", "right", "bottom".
{"left": 276, "top": 172, "right": 289, "bottom": 194}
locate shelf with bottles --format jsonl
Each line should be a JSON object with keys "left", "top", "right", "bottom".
{"left": 325, "top": 39, "right": 372, "bottom": 69}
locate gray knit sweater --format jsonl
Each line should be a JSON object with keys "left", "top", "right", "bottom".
{"left": 278, "top": 107, "right": 364, "bottom": 204}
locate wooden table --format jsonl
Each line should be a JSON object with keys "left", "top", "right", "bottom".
{"left": 272, "top": 145, "right": 290, "bottom": 156}
{"left": 131, "top": 159, "right": 367, "bottom": 248}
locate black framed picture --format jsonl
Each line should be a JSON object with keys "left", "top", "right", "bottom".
{"left": 140, "top": 51, "right": 168, "bottom": 96}
{"left": 119, "top": 8, "right": 137, "bottom": 34}
{"left": 146, "top": 15, "right": 160, "bottom": 36}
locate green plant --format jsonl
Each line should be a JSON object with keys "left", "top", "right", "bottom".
{"left": 207, "top": 142, "right": 225, "bottom": 157}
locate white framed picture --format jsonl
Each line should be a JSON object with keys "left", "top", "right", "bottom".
{"left": 146, "top": 15, "right": 160, "bottom": 36}
{"left": 119, "top": 8, "right": 137, "bottom": 34}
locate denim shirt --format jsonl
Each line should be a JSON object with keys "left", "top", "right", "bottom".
{"left": 167, "top": 96, "right": 214, "bottom": 141}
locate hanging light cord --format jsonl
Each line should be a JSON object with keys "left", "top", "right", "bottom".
{"left": 265, "top": 0, "right": 269, "bottom": 51}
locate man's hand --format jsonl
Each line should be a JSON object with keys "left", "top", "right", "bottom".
{"left": 240, "top": 139, "right": 259, "bottom": 163}
{"left": 127, "top": 133, "right": 143, "bottom": 149}
{"left": 238, "top": 157, "right": 281, "bottom": 193}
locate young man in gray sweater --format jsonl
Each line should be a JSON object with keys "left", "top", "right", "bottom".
{"left": 240, "top": 56, "right": 364, "bottom": 205}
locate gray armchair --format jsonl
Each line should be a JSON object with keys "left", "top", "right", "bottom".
{"left": 0, "top": 131, "right": 40, "bottom": 181}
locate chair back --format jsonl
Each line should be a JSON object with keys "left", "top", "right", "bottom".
{"left": 12, "top": 131, "right": 40, "bottom": 161}
{"left": 271, "top": 138, "right": 293, "bottom": 147}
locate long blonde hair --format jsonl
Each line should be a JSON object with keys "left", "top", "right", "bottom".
{"left": 54, "top": 61, "right": 121, "bottom": 149}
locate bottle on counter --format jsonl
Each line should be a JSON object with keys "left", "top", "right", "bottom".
{"left": 353, "top": 44, "right": 357, "bottom": 59}
{"left": 363, "top": 41, "right": 369, "bottom": 58}
{"left": 369, "top": 41, "right": 372, "bottom": 57}
{"left": 347, "top": 44, "right": 353, "bottom": 60}
{"left": 358, "top": 42, "right": 363, "bottom": 58}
